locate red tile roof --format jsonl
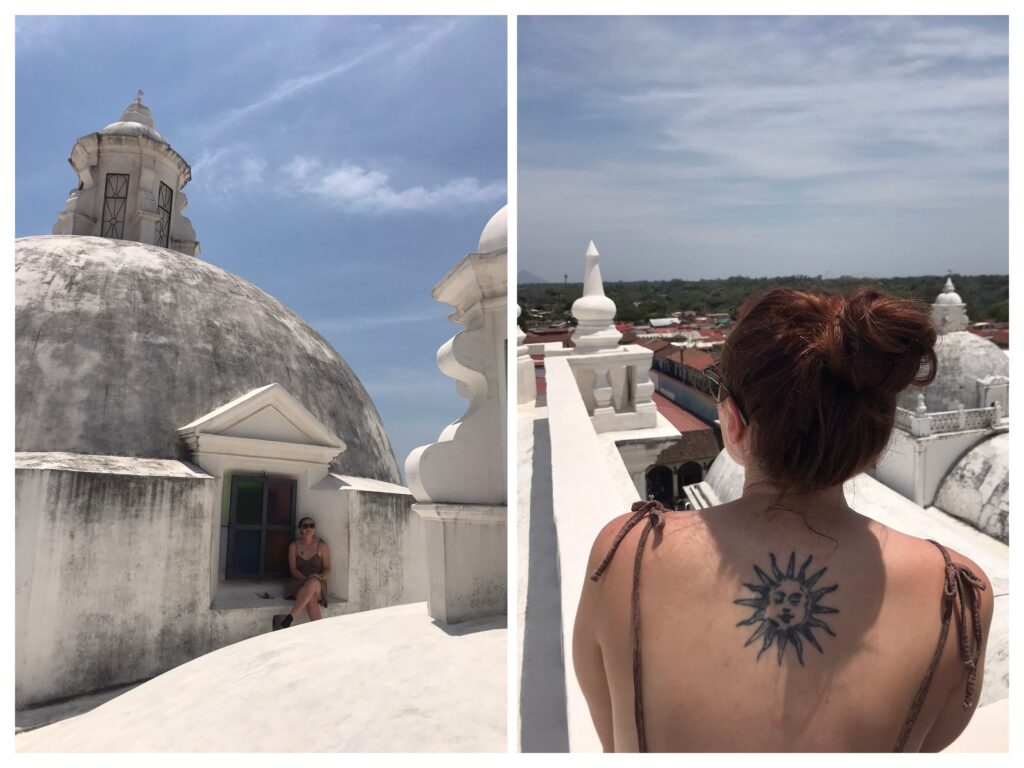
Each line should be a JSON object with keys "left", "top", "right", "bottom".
{"left": 682, "top": 348, "right": 716, "bottom": 370}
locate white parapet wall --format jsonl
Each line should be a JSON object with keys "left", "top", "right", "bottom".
{"left": 544, "top": 355, "right": 645, "bottom": 751}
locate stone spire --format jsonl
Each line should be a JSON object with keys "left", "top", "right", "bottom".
{"left": 931, "top": 275, "right": 968, "bottom": 333}
{"left": 52, "top": 92, "right": 199, "bottom": 257}
{"left": 570, "top": 241, "right": 621, "bottom": 351}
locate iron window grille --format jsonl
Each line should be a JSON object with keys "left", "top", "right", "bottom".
{"left": 225, "top": 475, "right": 297, "bottom": 580}
{"left": 156, "top": 182, "right": 173, "bottom": 248}
{"left": 101, "top": 173, "right": 129, "bottom": 239}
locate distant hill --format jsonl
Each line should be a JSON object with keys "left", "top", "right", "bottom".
{"left": 518, "top": 270, "right": 548, "bottom": 284}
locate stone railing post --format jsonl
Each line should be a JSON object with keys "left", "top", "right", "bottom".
{"left": 911, "top": 393, "right": 931, "bottom": 438}
{"left": 404, "top": 205, "right": 507, "bottom": 624}
{"left": 593, "top": 365, "right": 614, "bottom": 416}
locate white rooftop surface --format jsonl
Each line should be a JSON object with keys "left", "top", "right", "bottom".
{"left": 17, "top": 602, "right": 506, "bottom": 752}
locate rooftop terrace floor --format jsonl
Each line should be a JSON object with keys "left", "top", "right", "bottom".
{"left": 17, "top": 602, "right": 506, "bottom": 752}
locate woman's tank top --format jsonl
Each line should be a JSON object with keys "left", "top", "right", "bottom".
{"left": 590, "top": 500, "right": 987, "bottom": 752}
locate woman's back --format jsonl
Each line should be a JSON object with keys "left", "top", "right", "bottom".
{"left": 575, "top": 494, "right": 993, "bottom": 752}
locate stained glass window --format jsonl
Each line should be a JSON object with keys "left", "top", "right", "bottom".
{"left": 225, "top": 476, "right": 297, "bottom": 580}
{"left": 101, "top": 173, "right": 129, "bottom": 239}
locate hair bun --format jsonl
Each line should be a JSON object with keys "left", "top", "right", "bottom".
{"left": 834, "top": 288, "right": 937, "bottom": 395}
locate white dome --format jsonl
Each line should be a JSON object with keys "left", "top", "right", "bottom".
{"left": 16, "top": 235, "right": 400, "bottom": 481}
{"left": 898, "top": 331, "right": 1009, "bottom": 412}
{"left": 934, "top": 434, "right": 1008, "bottom": 543}
{"left": 934, "top": 276, "right": 963, "bottom": 305}
{"left": 99, "top": 120, "right": 164, "bottom": 141}
{"left": 100, "top": 93, "right": 164, "bottom": 141}
{"left": 477, "top": 205, "right": 507, "bottom": 254}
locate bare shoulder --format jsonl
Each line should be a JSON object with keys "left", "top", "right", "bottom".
{"left": 318, "top": 539, "right": 331, "bottom": 554}
{"left": 862, "top": 520, "right": 993, "bottom": 611}
{"left": 585, "top": 512, "right": 637, "bottom": 574}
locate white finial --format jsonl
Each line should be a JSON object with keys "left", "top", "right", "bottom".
{"left": 571, "top": 240, "right": 620, "bottom": 351}
{"left": 135, "top": 89, "right": 144, "bottom": 105}
{"left": 916, "top": 392, "right": 927, "bottom": 414}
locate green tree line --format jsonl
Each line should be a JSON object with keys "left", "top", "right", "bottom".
{"left": 519, "top": 274, "right": 1009, "bottom": 325}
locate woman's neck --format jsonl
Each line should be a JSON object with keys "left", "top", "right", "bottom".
{"left": 740, "top": 465, "right": 852, "bottom": 519}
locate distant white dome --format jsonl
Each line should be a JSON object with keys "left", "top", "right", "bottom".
{"left": 934, "top": 277, "right": 963, "bottom": 305}
{"left": 934, "top": 434, "right": 1008, "bottom": 543}
{"left": 898, "top": 331, "right": 1009, "bottom": 412}
{"left": 477, "top": 205, "right": 507, "bottom": 254}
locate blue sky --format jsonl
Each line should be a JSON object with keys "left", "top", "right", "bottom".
{"left": 16, "top": 16, "right": 507, "bottom": 473}
{"left": 519, "top": 16, "right": 1008, "bottom": 282}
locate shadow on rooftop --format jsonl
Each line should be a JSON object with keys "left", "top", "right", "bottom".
{"left": 519, "top": 417, "right": 570, "bottom": 752}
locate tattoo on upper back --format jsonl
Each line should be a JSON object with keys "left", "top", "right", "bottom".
{"left": 734, "top": 553, "right": 839, "bottom": 666}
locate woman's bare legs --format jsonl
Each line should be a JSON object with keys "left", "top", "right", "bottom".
{"left": 307, "top": 593, "right": 323, "bottom": 621}
{"left": 290, "top": 578, "right": 323, "bottom": 621}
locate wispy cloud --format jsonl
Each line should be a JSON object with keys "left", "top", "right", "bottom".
{"left": 311, "top": 308, "right": 446, "bottom": 332}
{"left": 15, "top": 17, "right": 77, "bottom": 52}
{"left": 190, "top": 145, "right": 266, "bottom": 198}
{"left": 203, "top": 19, "right": 461, "bottom": 135}
{"left": 518, "top": 16, "right": 1008, "bottom": 279}
{"left": 284, "top": 156, "right": 505, "bottom": 214}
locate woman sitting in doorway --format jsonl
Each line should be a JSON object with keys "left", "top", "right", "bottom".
{"left": 274, "top": 515, "right": 331, "bottom": 630}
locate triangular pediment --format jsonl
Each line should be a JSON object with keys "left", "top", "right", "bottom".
{"left": 178, "top": 383, "right": 344, "bottom": 450}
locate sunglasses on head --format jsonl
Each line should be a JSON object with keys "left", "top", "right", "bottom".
{"left": 703, "top": 364, "right": 750, "bottom": 427}
{"left": 300, "top": 522, "right": 315, "bottom": 529}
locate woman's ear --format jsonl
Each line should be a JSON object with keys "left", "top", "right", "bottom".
{"left": 720, "top": 397, "right": 749, "bottom": 467}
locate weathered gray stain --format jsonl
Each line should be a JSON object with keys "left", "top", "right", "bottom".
{"left": 16, "top": 235, "right": 399, "bottom": 482}
{"left": 19, "top": 467, "right": 216, "bottom": 706}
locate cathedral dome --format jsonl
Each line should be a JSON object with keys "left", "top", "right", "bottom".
{"left": 15, "top": 235, "right": 400, "bottom": 482}
{"left": 897, "top": 331, "right": 1009, "bottom": 412}
{"left": 933, "top": 433, "right": 1008, "bottom": 543}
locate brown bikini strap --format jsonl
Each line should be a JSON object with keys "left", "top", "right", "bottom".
{"left": 893, "top": 539, "right": 986, "bottom": 752}
{"left": 590, "top": 500, "right": 667, "bottom": 753}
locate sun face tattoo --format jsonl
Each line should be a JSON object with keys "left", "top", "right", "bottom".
{"left": 734, "top": 553, "right": 839, "bottom": 665}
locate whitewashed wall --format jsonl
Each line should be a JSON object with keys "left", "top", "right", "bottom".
{"left": 15, "top": 457, "right": 425, "bottom": 708}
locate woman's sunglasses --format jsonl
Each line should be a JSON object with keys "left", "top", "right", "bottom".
{"left": 300, "top": 523, "right": 316, "bottom": 529}
{"left": 703, "top": 364, "right": 750, "bottom": 426}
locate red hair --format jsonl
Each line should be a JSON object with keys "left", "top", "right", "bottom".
{"left": 720, "top": 287, "right": 937, "bottom": 491}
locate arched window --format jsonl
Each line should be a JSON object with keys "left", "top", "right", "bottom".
{"left": 678, "top": 461, "right": 703, "bottom": 487}
{"left": 645, "top": 465, "right": 673, "bottom": 505}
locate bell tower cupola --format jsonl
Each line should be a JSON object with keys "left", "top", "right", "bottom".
{"left": 52, "top": 91, "right": 199, "bottom": 256}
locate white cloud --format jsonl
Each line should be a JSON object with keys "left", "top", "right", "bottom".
{"left": 518, "top": 17, "right": 1008, "bottom": 279}
{"left": 205, "top": 19, "right": 461, "bottom": 135}
{"left": 311, "top": 309, "right": 446, "bottom": 332}
{"left": 284, "top": 156, "right": 505, "bottom": 214}
{"left": 190, "top": 145, "right": 266, "bottom": 198}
